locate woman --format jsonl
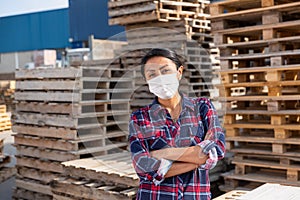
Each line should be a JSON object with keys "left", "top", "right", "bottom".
{"left": 129, "top": 48, "right": 225, "bottom": 200}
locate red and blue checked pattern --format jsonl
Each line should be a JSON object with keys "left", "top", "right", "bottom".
{"left": 129, "top": 95, "right": 226, "bottom": 200}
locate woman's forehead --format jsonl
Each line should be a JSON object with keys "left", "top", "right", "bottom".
{"left": 145, "top": 56, "right": 176, "bottom": 69}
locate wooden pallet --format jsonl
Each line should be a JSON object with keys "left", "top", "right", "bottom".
{"left": 210, "top": 0, "right": 298, "bottom": 18}
{"left": 17, "top": 166, "right": 60, "bottom": 184}
{"left": 108, "top": 0, "right": 210, "bottom": 25}
{"left": 51, "top": 177, "right": 137, "bottom": 200}
{"left": 61, "top": 151, "right": 139, "bottom": 187}
{"left": 232, "top": 153, "right": 300, "bottom": 181}
{"left": 221, "top": 169, "right": 300, "bottom": 192}
{"left": 15, "top": 178, "right": 53, "bottom": 196}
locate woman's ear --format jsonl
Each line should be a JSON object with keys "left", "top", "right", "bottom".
{"left": 178, "top": 66, "right": 184, "bottom": 80}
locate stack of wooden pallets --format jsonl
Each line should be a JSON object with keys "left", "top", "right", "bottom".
{"left": 108, "top": 0, "right": 210, "bottom": 26}
{"left": 51, "top": 151, "right": 138, "bottom": 200}
{"left": 109, "top": 0, "right": 217, "bottom": 111}
{"left": 210, "top": 0, "right": 300, "bottom": 191}
{"left": 0, "top": 105, "right": 11, "bottom": 132}
{"left": 0, "top": 138, "right": 16, "bottom": 184}
{"left": 12, "top": 60, "right": 133, "bottom": 199}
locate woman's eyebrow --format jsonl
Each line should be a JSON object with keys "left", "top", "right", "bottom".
{"left": 145, "top": 64, "right": 168, "bottom": 72}
{"left": 159, "top": 64, "right": 169, "bottom": 70}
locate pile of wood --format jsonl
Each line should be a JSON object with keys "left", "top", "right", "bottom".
{"left": 109, "top": 0, "right": 218, "bottom": 111}
{"left": 210, "top": 0, "right": 300, "bottom": 191}
{"left": 0, "top": 80, "right": 15, "bottom": 112}
{"left": 0, "top": 105, "right": 11, "bottom": 132}
{"left": 0, "top": 138, "right": 16, "bottom": 184}
{"left": 51, "top": 151, "right": 138, "bottom": 200}
{"left": 12, "top": 60, "right": 133, "bottom": 199}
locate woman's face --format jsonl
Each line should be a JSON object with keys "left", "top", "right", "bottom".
{"left": 144, "top": 56, "right": 182, "bottom": 81}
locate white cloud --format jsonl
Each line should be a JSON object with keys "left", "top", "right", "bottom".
{"left": 0, "top": 0, "right": 69, "bottom": 17}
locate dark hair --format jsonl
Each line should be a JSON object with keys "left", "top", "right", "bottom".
{"left": 141, "top": 48, "right": 183, "bottom": 78}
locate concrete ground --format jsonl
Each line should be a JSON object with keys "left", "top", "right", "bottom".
{"left": 0, "top": 130, "right": 16, "bottom": 200}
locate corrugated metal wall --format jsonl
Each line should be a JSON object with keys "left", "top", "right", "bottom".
{"left": 0, "top": 9, "right": 70, "bottom": 53}
{"left": 69, "top": 0, "right": 124, "bottom": 42}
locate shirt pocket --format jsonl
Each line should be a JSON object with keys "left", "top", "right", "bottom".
{"left": 190, "top": 125, "right": 205, "bottom": 146}
{"left": 143, "top": 128, "right": 169, "bottom": 151}
{"left": 175, "top": 126, "right": 198, "bottom": 147}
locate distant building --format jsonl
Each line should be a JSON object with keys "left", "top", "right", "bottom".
{"left": 0, "top": 0, "right": 124, "bottom": 74}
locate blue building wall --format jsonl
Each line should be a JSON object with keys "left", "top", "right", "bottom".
{"left": 69, "top": 0, "right": 124, "bottom": 42}
{"left": 0, "top": 9, "right": 70, "bottom": 53}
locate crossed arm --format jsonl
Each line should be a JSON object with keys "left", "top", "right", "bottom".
{"left": 150, "top": 146, "right": 208, "bottom": 178}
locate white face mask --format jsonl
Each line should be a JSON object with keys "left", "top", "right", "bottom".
{"left": 147, "top": 73, "right": 180, "bottom": 99}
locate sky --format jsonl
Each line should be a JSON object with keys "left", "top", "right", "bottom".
{"left": 0, "top": 0, "right": 69, "bottom": 17}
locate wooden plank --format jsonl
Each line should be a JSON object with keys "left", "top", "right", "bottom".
{"left": 15, "top": 68, "right": 81, "bottom": 79}
{"left": 210, "top": 2, "right": 300, "bottom": 20}
{"left": 222, "top": 170, "right": 300, "bottom": 187}
{"left": 14, "top": 135, "right": 77, "bottom": 151}
{"left": 219, "top": 64, "right": 300, "bottom": 74}
{"left": 220, "top": 95, "right": 300, "bottom": 101}
{"left": 18, "top": 167, "right": 59, "bottom": 184}
{"left": 213, "top": 19, "right": 300, "bottom": 35}
{"left": 14, "top": 188, "right": 52, "bottom": 200}
{"left": 15, "top": 102, "right": 80, "bottom": 116}
{"left": 108, "top": 0, "right": 153, "bottom": 8}
{"left": 16, "top": 145, "right": 78, "bottom": 162}
{"left": 16, "top": 178, "right": 53, "bottom": 195}
{"left": 229, "top": 147, "right": 299, "bottom": 157}
{"left": 16, "top": 80, "right": 81, "bottom": 91}
{"left": 12, "top": 125, "right": 77, "bottom": 140}
{"left": 225, "top": 123, "right": 300, "bottom": 131}
{"left": 220, "top": 49, "right": 300, "bottom": 60}
{"left": 62, "top": 152, "right": 138, "bottom": 187}
{"left": 226, "top": 136, "right": 300, "bottom": 146}
{"left": 16, "top": 156, "right": 64, "bottom": 173}
{"left": 109, "top": 3, "right": 156, "bottom": 17}
{"left": 51, "top": 177, "right": 136, "bottom": 200}
{"left": 237, "top": 183, "right": 300, "bottom": 200}
{"left": 15, "top": 91, "right": 80, "bottom": 102}
{"left": 74, "top": 142, "right": 128, "bottom": 155}
{"left": 226, "top": 109, "right": 300, "bottom": 116}
{"left": 13, "top": 113, "right": 77, "bottom": 128}
{"left": 109, "top": 11, "right": 158, "bottom": 25}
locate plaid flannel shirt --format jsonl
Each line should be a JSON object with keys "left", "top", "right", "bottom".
{"left": 129, "top": 94, "right": 225, "bottom": 200}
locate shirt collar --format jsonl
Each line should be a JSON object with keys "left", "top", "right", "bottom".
{"left": 150, "top": 93, "right": 195, "bottom": 112}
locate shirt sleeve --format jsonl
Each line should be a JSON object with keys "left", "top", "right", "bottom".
{"left": 197, "top": 99, "right": 226, "bottom": 169}
{"left": 129, "top": 115, "right": 168, "bottom": 185}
